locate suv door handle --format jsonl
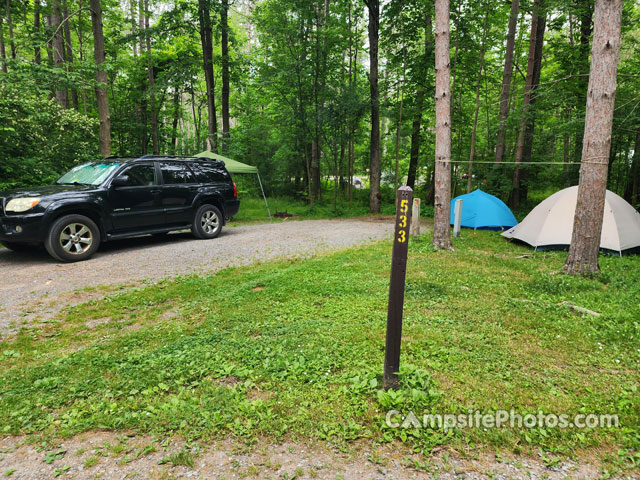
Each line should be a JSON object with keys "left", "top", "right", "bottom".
{"left": 150, "top": 189, "right": 161, "bottom": 194}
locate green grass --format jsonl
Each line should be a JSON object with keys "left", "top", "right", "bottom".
{"left": 0, "top": 232, "right": 638, "bottom": 473}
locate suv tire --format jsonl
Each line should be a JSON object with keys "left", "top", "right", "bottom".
{"left": 45, "top": 214, "right": 101, "bottom": 262}
{"left": 192, "top": 204, "right": 222, "bottom": 239}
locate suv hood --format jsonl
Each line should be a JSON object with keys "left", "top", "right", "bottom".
{"left": 1, "top": 184, "right": 98, "bottom": 201}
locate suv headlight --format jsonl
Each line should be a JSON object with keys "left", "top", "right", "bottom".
{"left": 5, "top": 197, "right": 42, "bottom": 213}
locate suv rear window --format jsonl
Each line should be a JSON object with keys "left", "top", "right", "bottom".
{"left": 192, "top": 163, "right": 228, "bottom": 183}
{"left": 161, "top": 162, "right": 196, "bottom": 184}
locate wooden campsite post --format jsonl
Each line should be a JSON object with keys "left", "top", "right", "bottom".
{"left": 383, "top": 186, "right": 413, "bottom": 390}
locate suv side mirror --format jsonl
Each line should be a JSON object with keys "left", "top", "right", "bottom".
{"left": 111, "top": 175, "right": 130, "bottom": 188}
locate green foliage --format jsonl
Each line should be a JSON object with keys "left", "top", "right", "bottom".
{"left": 0, "top": 84, "right": 98, "bottom": 191}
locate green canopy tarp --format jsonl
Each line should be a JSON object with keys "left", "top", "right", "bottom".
{"left": 195, "top": 150, "right": 258, "bottom": 174}
{"left": 195, "top": 150, "right": 271, "bottom": 221}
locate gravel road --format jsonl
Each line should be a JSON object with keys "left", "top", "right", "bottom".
{"left": 0, "top": 218, "right": 393, "bottom": 335}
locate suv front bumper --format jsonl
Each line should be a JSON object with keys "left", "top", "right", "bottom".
{"left": 0, "top": 212, "right": 46, "bottom": 244}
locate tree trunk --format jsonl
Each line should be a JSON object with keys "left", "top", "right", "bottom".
{"left": 570, "top": 0, "right": 593, "bottom": 183}
{"left": 198, "top": 0, "right": 218, "bottom": 153}
{"left": 407, "top": 12, "right": 433, "bottom": 191}
{"left": 494, "top": 0, "right": 520, "bottom": 163}
{"left": 144, "top": 0, "right": 159, "bottom": 154}
{"left": 467, "top": 6, "right": 489, "bottom": 193}
{"left": 394, "top": 9, "right": 406, "bottom": 192}
{"left": 511, "top": 0, "right": 546, "bottom": 209}
{"left": 34, "top": 0, "right": 42, "bottom": 65}
{"left": 90, "top": 0, "right": 111, "bottom": 156}
{"left": 62, "top": 0, "right": 79, "bottom": 109}
{"left": 433, "top": 0, "right": 453, "bottom": 250}
{"left": 0, "top": 14, "right": 7, "bottom": 74}
{"left": 221, "top": 0, "right": 230, "bottom": 153}
{"left": 564, "top": 0, "right": 623, "bottom": 275}
{"left": 631, "top": 126, "right": 640, "bottom": 207}
{"left": 170, "top": 90, "right": 180, "bottom": 155}
{"left": 51, "top": 0, "right": 69, "bottom": 108}
{"left": 366, "top": 0, "right": 381, "bottom": 213}
{"left": 6, "top": 0, "right": 15, "bottom": 59}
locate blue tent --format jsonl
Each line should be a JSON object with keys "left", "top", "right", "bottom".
{"left": 450, "top": 189, "right": 517, "bottom": 230}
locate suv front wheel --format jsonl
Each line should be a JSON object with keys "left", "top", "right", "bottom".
{"left": 45, "top": 214, "right": 101, "bottom": 262}
{"left": 192, "top": 204, "right": 222, "bottom": 239}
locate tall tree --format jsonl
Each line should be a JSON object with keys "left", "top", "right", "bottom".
{"left": 406, "top": 13, "right": 432, "bottom": 190}
{"left": 0, "top": 13, "right": 6, "bottom": 74}
{"left": 511, "top": 0, "right": 546, "bottom": 209}
{"left": 144, "top": 0, "right": 159, "bottom": 154}
{"left": 494, "top": 0, "right": 520, "bottom": 164}
{"left": 50, "top": 0, "right": 69, "bottom": 108}
{"left": 221, "top": 0, "right": 230, "bottom": 153}
{"left": 365, "top": 0, "right": 381, "bottom": 213}
{"left": 467, "top": 5, "right": 489, "bottom": 193}
{"left": 432, "top": 0, "right": 452, "bottom": 250}
{"left": 564, "top": 0, "right": 623, "bottom": 275}
{"left": 89, "top": 0, "right": 111, "bottom": 156}
{"left": 198, "top": 0, "right": 218, "bottom": 152}
{"left": 62, "top": 0, "right": 79, "bottom": 109}
{"left": 5, "top": 0, "right": 15, "bottom": 59}
{"left": 631, "top": 126, "right": 640, "bottom": 207}
{"left": 34, "top": 0, "right": 42, "bottom": 65}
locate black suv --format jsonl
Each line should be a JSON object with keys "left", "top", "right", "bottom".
{"left": 0, "top": 155, "right": 240, "bottom": 262}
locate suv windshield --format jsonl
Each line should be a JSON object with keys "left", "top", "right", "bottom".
{"left": 56, "top": 162, "right": 121, "bottom": 186}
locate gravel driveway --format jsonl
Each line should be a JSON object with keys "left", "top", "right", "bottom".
{"left": 0, "top": 218, "right": 393, "bottom": 335}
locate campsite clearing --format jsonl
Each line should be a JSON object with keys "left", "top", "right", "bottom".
{"left": 0, "top": 229, "right": 638, "bottom": 477}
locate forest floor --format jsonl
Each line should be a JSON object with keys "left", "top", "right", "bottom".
{"left": 0, "top": 223, "right": 638, "bottom": 479}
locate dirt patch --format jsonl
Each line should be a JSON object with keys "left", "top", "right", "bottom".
{"left": 0, "top": 432, "right": 626, "bottom": 479}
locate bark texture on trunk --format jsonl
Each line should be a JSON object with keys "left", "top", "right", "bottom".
{"left": 511, "top": 0, "right": 546, "bottom": 209}
{"left": 62, "top": 0, "right": 79, "bottom": 109}
{"left": 144, "top": 0, "right": 159, "bottom": 154}
{"left": 90, "top": 0, "right": 111, "bottom": 156}
{"left": 198, "top": 0, "right": 218, "bottom": 152}
{"left": 366, "top": 0, "right": 381, "bottom": 213}
{"left": 6, "top": 0, "right": 15, "bottom": 59}
{"left": 34, "top": 0, "right": 42, "bottom": 65}
{"left": 0, "top": 14, "right": 6, "bottom": 74}
{"left": 433, "top": 0, "right": 453, "bottom": 250}
{"left": 51, "top": 0, "right": 69, "bottom": 108}
{"left": 494, "top": 0, "right": 520, "bottom": 163}
{"left": 630, "top": 126, "right": 640, "bottom": 207}
{"left": 564, "top": 0, "right": 623, "bottom": 275}
{"left": 407, "top": 13, "right": 432, "bottom": 191}
{"left": 221, "top": 0, "right": 230, "bottom": 153}
{"left": 467, "top": 6, "right": 489, "bottom": 193}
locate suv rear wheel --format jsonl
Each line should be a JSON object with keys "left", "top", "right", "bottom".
{"left": 192, "top": 204, "right": 222, "bottom": 239}
{"left": 45, "top": 214, "right": 101, "bottom": 262}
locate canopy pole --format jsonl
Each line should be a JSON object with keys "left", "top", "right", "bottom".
{"left": 257, "top": 172, "right": 272, "bottom": 222}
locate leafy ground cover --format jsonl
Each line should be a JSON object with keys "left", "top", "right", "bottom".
{"left": 0, "top": 231, "right": 638, "bottom": 474}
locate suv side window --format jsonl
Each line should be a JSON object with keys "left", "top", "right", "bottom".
{"left": 161, "top": 162, "right": 196, "bottom": 185}
{"left": 121, "top": 164, "right": 156, "bottom": 186}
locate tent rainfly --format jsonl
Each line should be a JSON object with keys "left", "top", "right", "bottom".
{"left": 195, "top": 150, "right": 271, "bottom": 221}
{"left": 449, "top": 189, "right": 518, "bottom": 230}
{"left": 502, "top": 186, "right": 640, "bottom": 255}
